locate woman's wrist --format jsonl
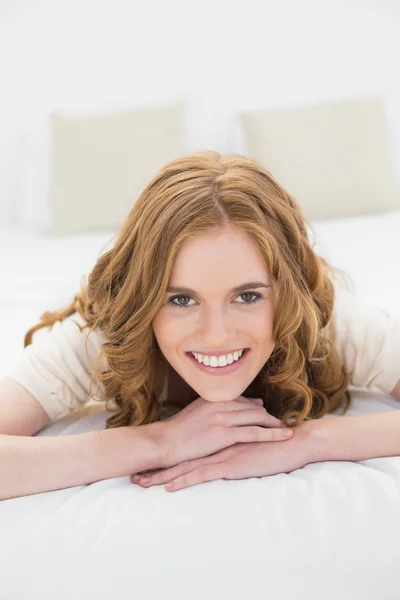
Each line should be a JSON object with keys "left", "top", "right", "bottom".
{"left": 288, "top": 418, "right": 321, "bottom": 466}
{"left": 304, "top": 414, "right": 367, "bottom": 464}
{"left": 137, "top": 420, "right": 172, "bottom": 469}
{"left": 112, "top": 422, "right": 166, "bottom": 474}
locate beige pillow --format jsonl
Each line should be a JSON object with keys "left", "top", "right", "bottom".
{"left": 49, "top": 104, "right": 183, "bottom": 235}
{"left": 240, "top": 97, "right": 399, "bottom": 220}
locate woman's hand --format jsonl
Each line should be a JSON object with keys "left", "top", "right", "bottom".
{"left": 152, "top": 395, "right": 294, "bottom": 469}
{"left": 131, "top": 420, "right": 315, "bottom": 492}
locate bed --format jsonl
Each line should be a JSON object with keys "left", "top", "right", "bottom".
{"left": 1, "top": 210, "right": 400, "bottom": 600}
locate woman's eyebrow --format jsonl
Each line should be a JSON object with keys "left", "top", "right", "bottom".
{"left": 166, "top": 281, "right": 272, "bottom": 294}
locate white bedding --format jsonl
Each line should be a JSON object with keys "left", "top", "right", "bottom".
{"left": 1, "top": 211, "right": 400, "bottom": 600}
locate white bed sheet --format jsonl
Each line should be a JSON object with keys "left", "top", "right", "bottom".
{"left": 0, "top": 211, "right": 400, "bottom": 600}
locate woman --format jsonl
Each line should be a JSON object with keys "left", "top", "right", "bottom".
{"left": 1, "top": 151, "right": 400, "bottom": 498}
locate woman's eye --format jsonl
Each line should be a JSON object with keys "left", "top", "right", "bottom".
{"left": 236, "top": 292, "right": 261, "bottom": 304}
{"left": 167, "top": 292, "right": 262, "bottom": 309}
{"left": 168, "top": 295, "right": 195, "bottom": 309}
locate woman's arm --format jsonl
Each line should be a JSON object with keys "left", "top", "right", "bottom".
{"left": 309, "top": 378, "right": 400, "bottom": 463}
{"left": 0, "top": 424, "right": 162, "bottom": 501}
{"left": 307, "top": 408, "right": 400, "bottom": 464}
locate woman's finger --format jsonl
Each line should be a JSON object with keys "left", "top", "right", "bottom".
{"left": 132, "top": 468, "right": 165, "bottom": 477}
{"left": 239, "top": 397, "right": 282, "bottom": 426}
{"left": 165, "top": 463, "right": 224, "bottom": 491}
{"left": 251, "top": 398, "right": 264, "bottom": 406}
{"left": 132, "top": 461, "right": 198, "bottom": 486}
{"left": 131, "top": 453, "right": 221, "bottom": 487}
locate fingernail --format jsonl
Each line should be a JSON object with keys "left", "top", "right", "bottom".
{"left": 139, "top": 476, "right": 150, "bottom": 483}
{"left": 283, "top": 429, "right": 293, "bottom": 437}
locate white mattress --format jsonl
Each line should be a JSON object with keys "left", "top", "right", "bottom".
{"left": 1, "top": 211, "right": 400, "bottom": 600}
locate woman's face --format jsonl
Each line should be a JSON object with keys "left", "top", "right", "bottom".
{"left": 152, "top": 225, "right": 276, "bottom": 403}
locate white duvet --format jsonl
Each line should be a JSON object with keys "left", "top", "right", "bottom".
{"left": 1, "top": 211, "right": 400, "bottom": 600}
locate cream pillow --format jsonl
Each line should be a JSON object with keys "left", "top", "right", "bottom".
{"left": 49, "top": 104, "right": 183, "bottom": 235}
{"left": 240, "top": 97, "right": 399, "bottom": 220}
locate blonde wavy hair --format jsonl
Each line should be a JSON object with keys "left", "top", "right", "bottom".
{"left": 24, "top": 151, "right": 353, "bottom": 429}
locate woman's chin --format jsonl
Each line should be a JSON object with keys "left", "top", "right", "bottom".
{"left": 196, "top": 387, "right": 249, "bottom": 403}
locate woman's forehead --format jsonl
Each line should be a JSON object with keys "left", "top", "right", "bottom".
{"left": 174, "top": 227, "right": 262, "bottom": 260}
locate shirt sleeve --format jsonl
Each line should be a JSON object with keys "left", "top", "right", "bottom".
{"left": 328, "top": 285, "right": 400, "bottom": 395}
{"left": 8, "top": 313, "right": 108, "bottom": 422}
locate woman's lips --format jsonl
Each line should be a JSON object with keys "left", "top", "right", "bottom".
{"left": 189, "top": 348, "right": 246, "bottom": 357}
{"left": 186, "top": 349, "right": 250, "bottom": 376}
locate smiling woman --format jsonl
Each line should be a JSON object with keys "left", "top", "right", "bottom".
{"left": 4, "top": 150, "right": 400, "bottom": 498}
{"left": 152, "top": 226, "right": 277, "bottom": 407}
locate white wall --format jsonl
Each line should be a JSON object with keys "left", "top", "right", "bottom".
{"left": 1, "top": 0, "right": 400, "bottom": 225}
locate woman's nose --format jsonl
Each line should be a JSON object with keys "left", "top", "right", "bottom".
{"left": 198, "top": 307, "right": 235, "bottom": 344}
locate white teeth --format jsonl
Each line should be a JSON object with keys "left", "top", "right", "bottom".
{"left": 191, "top": 349, "right": 246, "bottom": 367}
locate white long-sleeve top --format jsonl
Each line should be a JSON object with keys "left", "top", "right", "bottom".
{"left": 7, "top": 286, "right": 400, "bottom": 422}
